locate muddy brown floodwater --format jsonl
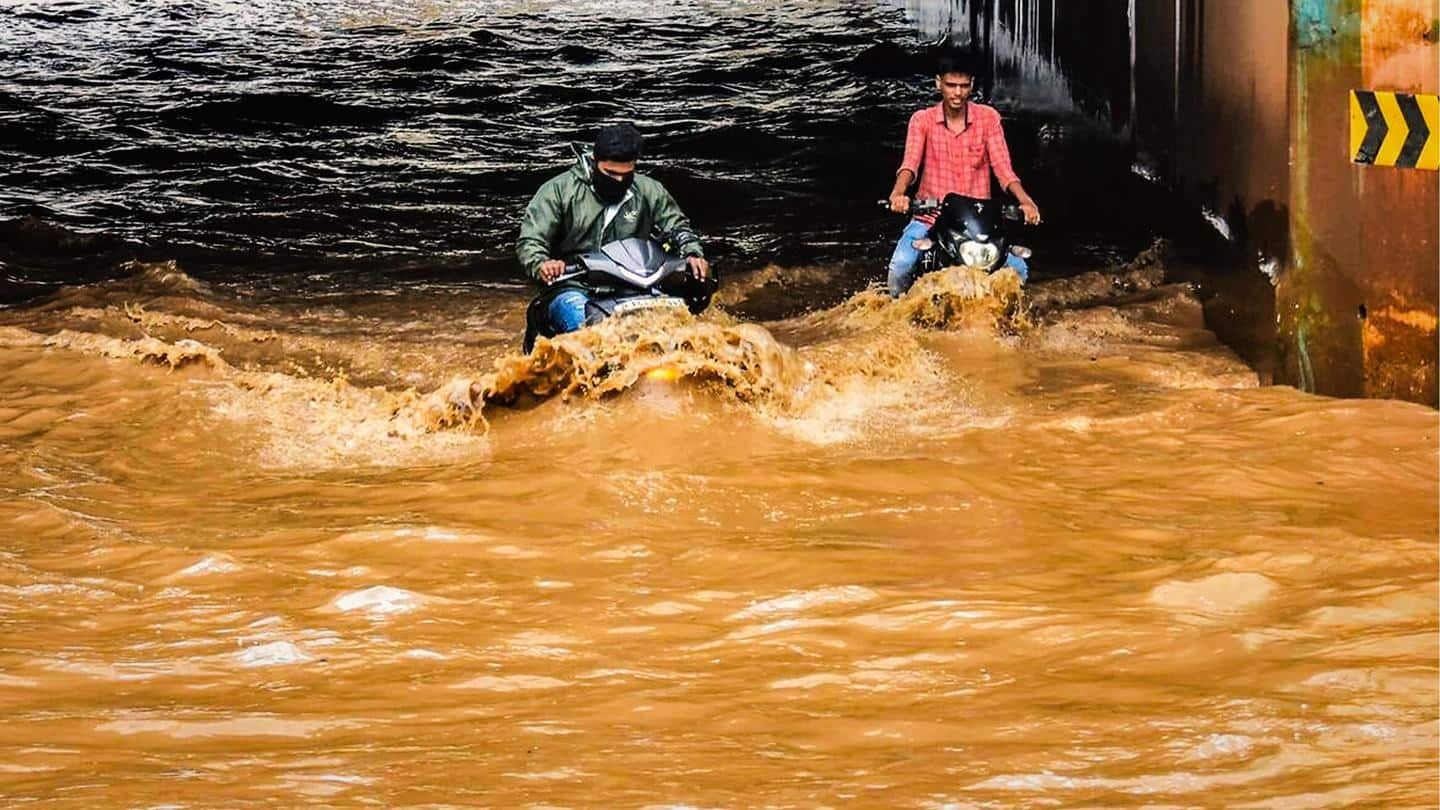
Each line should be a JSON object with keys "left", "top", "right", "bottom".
{"left": 0, "top": 253, "right": 1436, "bottom": 807}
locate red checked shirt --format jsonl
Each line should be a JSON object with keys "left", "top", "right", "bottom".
{"left": 898, "top": 102, "right": 1020, "bottom": 224}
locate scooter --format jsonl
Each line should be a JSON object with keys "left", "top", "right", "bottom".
{"left": 881, "top": 193, "right": 1033, "bottom": 280}
{"left": 523, "top": 231, "right": 717, "bottom": 353}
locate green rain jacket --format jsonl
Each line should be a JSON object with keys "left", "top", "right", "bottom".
{"left": 516, "top": 150, "right": 705, "bottom": 282}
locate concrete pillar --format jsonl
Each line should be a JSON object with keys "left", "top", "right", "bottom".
{"left": 1286, "top": 0, "right": 1438, "bottom": 403}
{"left": 1137, "top": 0, "right": 1436, "bottom": 405}
{"left": 1162, "top": 0, "right": 1293, "bottom": 387}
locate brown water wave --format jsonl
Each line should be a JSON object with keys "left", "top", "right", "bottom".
{"left": 0, "top": 254, "right": 1435, "bottom": 806}
{"left": 1, "top": 259, "right": 1033, "bottom": 444}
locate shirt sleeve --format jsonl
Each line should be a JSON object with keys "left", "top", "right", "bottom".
{"left": 897, "top": 110, "right": 926, "bottom": 178}
{"left": 516, "top": 180, "right": 563, "bottom": 280}
{"left": 984, "top": 109, "right": 1021, "bottom": 192}
{"left": 651, "top": 183, "right": 704, "bottom": 258}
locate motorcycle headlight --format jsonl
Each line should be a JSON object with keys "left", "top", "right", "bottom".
{"left": 959, "top": 240, "right": 1000, "bottom": 269}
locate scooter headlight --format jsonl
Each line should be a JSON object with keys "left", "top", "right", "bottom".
{"left": 959, "top": 240, "right": 1000, "bottom": 269}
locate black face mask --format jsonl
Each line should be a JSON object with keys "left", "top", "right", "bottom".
{"left": 592, "top": 167, "right": 633, "bottom": 205}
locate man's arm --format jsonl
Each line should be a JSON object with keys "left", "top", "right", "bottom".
{"left": 651, "top": 186, "right": 704, "bottom": 258}
{"left": 889, "top": 169, "right": 916, "bottom": 202}
{"left": 650, "top": 184, "right": 711, "bottom": 279}
{"left": 984, "top": 112, "right": 1041, "bottom": 225}
{"left": 888, "top": 112, "right": 926, "bottom": 212}
{"left": 1004, "top": 180, "right": 1040, "bottom": 225}
{"left": 516, "top": 181, "right": 564, "bottom": 281}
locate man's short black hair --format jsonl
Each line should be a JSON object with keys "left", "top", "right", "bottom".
{"left": 935, "top": 50, "right": 980, "bottom": 79}
{"left": 594, "top": 122, "right": 643, "bottom": 162}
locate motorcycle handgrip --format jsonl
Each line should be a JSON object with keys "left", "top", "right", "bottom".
{"left": 548, "top": 264, "right": 584, "bottom": 285}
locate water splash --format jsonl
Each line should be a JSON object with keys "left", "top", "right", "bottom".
{"left": 0, "top": 250, "right": 1211, "bottom": 463}
{"left": 424, "top": 266, "right": 1030, "bottom": 429}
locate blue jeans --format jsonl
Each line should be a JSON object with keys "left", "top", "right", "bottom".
{"left": 887, "top": 219, "right": 1029, "bottom": 298}
{"left": 887, "top": 220, "right": 932, "bottom": 298}
{"left": 547, "top": 289, "right": 589, "bottom": 334}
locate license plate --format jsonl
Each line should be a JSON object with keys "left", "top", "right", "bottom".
{"left": 613, "top": 297, "right": 685, "bottom": 316}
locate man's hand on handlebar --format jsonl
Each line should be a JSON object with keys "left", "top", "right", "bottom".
{"left": 888, "top": 192, "right": 910, "bottom": 214}
{"left": 538, "top": 259, "right": 566, "bottom": 283}
{"left": 686, "top": 255, "right": 710, "bottom": 280}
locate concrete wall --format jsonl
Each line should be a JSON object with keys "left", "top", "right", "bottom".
{"left": 1134, "top": 0, "right": 1292, "bottom": 385}
{"left": 1138, "top": 0, "right": 1438, "bottom": 405}
{"left": 1287, "top": 0, "right": 1438, "bottom": 403}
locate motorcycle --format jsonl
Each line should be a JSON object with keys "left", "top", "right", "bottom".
{"left": 523, "top": 231, "right": 718, "bottom": 353}
{"left": 881, "top": 193, "right": 1033, "bottom": 281}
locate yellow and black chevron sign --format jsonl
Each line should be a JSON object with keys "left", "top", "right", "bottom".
{"left": 1350, "top": 90, "right": 1439, "bottom": 170}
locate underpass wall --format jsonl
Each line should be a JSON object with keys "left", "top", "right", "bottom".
{"left": 1138, "top": 0, "right": 1437, "bottom": 404}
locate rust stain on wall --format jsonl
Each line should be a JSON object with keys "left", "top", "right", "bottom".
{"left": 1369, "top": 305, "right": 1440, "bottom": 331}
{"left": 1136, "top": 0, "right": 1435, "bottom": 405}
{"left": 1363, "top": 305, "right": 1439, "bottom": 401}
{"left": 1355, "top": 0, "right": 1439, "bottom": 402}
{"left": 1282, "top": 0, "right": 1438, "bottom": 405}
{"left": 1363, "top": 0, "right": 1439, "bottom": 91}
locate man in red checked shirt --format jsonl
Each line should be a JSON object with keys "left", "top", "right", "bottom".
{"left": 885, "top": 52, "right": 1042, "bottom": 297}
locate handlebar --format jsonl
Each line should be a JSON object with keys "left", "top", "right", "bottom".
{"left": 879, "top": 198, "right": 1031, "bottom": 224}
{"left": 545, "top": 260, "right": 712, "bottom": 287}
{"left": 548, "top": 264, "right": 584, "bottom": 284}
{"left": 877, "top": 197, "right": 940, "bottom": 216}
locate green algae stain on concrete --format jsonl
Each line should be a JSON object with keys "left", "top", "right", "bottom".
{"left": 1284, "top": 0, "right": 1370, "bottom": 398}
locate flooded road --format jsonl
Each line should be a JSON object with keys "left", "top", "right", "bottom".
{"left": 1, "top": 0, "right": 1436, "bottom": 805}
{"left": 1, "top": 256, "right": 1435, "bottom": 806}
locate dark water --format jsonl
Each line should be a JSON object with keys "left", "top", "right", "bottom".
{"left": 0, "top": 0, "right": 1174, "bottom": 304}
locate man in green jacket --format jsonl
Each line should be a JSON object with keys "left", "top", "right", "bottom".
{"left": 517, "top": 122, "right": 710, "bottom": 339}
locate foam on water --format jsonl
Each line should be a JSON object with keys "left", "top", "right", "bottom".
{"left": 1148, "top": 572, "right": 1279, "bottom": 619}
{"left": 327, "top": 585, "right": 429, "bottom": 616}
{"left": 236, "top": 640, "right": 315, "bottom": 668}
